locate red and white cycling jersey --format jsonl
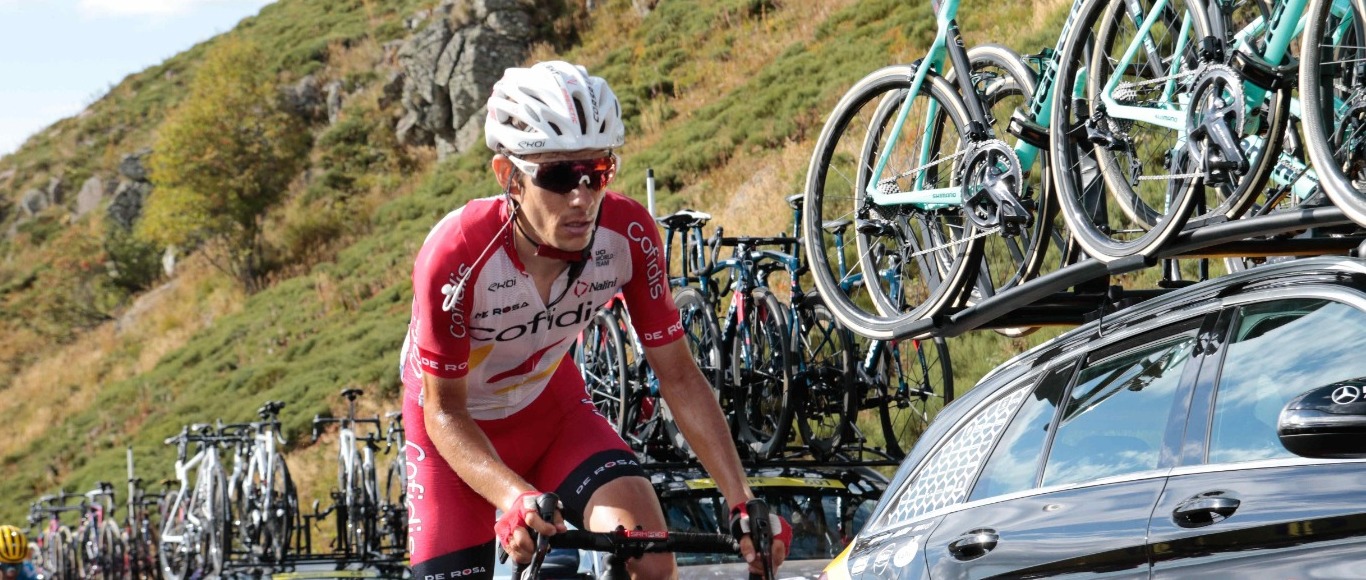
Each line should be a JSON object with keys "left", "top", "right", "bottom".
{"left": 399, "top": 191, "right": 683, "bottom": 419}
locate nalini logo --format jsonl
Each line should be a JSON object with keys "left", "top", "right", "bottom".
{"left": 574, "top": 278, "right": 619, "bottom": 297}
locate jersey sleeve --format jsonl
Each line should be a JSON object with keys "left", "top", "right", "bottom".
{"left": 618, "top": 202, "right": 684, "bottom": 348}
{"left": 409, "top": 217, "right": 474, "bottom": 380}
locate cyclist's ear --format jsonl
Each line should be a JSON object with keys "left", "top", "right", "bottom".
{"left": 492, "top": 155, "right": 521, "bottom": 196}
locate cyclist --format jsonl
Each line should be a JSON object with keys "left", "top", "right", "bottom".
{"left": 398, "top": 60, "right": 789, "bottom": 579}
{"left": 0, "top": 526, "right": 39, "bottom": 580}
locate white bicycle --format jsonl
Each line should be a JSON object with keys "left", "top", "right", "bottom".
{"left": 312, "top": 388, "right": 383, "bottom": 559}
{"left": 226, "top": 401, "right": 298, "bottom": 564}
{"left": 159, "top": 423, "right": 233, "bottom": 580}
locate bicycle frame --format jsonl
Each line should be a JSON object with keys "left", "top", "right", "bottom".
{"left": 867, "top": 0, "right": 1219, "bottom": 209}
{"left": 162, "top": 433, "right": 226, "bottom": 574}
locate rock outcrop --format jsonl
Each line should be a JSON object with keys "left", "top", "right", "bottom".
{"left": 108, "top": 150, "right": 154, "bottom": 230}
{"left": 395, "top": 0, "right": 534, "bottom": 157}
{"left": 74, "top": 176, "right": 111, "bottom": 219}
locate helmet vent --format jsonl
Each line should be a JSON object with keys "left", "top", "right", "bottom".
{"left": 573, "top": 99, "right": 588, "bottom": 135}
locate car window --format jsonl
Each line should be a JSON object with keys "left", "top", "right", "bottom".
{"left": 1209, "top": 298, "right": 1366, "bottom": 463}
{"left": 1041, "top": 333, "right": 1196, "bottom": 487}
{"left": 873, "top": 383, "right": 1034, "bottom": 530}
{"left": 969, "top": 364, "right": 1074, "bottom": 501}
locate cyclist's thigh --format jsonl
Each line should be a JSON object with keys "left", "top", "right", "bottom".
{"left": 403, "top": 395, "right": 498, "bottom": 579}
{"left": 527, "top": 369, "right": 647, "bottom": 527}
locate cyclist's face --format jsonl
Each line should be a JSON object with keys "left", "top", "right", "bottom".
{"left": 496, "top": 150, "right": 610, "bottom": 253}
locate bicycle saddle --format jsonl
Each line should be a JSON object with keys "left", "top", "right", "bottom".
{"left": 341, "top": 388, "right": 364, "bottom": 400}
{"left": 786, "top": 193, "right": 804, "bottom": 209}
{"left": 656, "top": 209, "right": 712, "bottom": 229}
{"left": 822, "top": 218, "right": 852, "bottom": 234}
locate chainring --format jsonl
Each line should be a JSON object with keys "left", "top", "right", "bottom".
{"left": 959, "top": 139, "right": 1025, "bottom": 232}
{"left": 1184, "top": 63, "right": 1247, "bottom": 179}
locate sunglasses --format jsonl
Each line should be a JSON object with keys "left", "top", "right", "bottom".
{"left": 507, "top": 154, "right": 618, "bottom": 194}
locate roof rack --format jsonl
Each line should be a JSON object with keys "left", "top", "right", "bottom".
{"left": 914, "top": 206, "right": 1362, "bottom": 338}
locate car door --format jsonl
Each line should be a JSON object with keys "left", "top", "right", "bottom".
{"left": 1149, "top": 292, "right": 1366, "bottom": 578}
{"left": 841, "top": 366, "right": 1050, "bottom": 580}
{"left": 925, "top": 317, "right": 1208, "bottom": 579}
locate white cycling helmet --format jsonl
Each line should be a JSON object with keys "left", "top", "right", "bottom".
{"left": 485, "top": 61, "right": 625, "bottom": 156}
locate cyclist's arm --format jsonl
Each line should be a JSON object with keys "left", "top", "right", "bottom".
{"left": 647, "top": 339, "right": 788, "bottom": 572}
{"left": 420, "top": 374, "right": 561, "bottom": 544}
{"left": 645, "top": 338, "right": 752, "bottom": 507}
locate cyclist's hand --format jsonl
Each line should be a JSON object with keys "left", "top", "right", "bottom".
{"left": 731, "top": 500, "right": 792, "bottom": 578}
{"left": 495, "top": 491, "right": 565, "bottom": 564}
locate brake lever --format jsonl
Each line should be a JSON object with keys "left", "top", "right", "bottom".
{"left": 515, "top": 492, "right": 560, "bottom": 580}
{"left": 745, "top": 499, "right": 776, "bottom": 580}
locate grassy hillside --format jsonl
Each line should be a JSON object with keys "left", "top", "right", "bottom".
{"left": 0, "top": 0, "right": 1086, "bottom": 524}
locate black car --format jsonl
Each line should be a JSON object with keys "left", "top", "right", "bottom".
{"left": 652, "top": 465, "right": 888, "bottom": 579}
{"left": 825, "top": 256, "right": 1366, "bottom": 579}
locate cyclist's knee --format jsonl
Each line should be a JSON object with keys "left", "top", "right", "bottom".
{"left": 581, "top": 475, "right": 665, "bottom": 532}
{"left": 627, "top": 552, "right": 678, "bottom": 580}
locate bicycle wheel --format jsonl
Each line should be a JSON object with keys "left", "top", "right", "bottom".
{"left": 661, "top": 286, "right": 724, "bottom": 460}
{"left": 157, "top": 491, "right": 192, "bottom": 580}
{"left": 792, "top": 293, "right": 855, "bottom": 460}
{"left": 207, "top": 470, "right": 231, "bottom": 576}
{"left": 575, "top": 308, "right": 629, "bottom": 433}
{"left": 732, "top": 289, "right": 794, "bottom": 460}
{"left": 343, "top": 450, "right": 367, "bottom": 557}
{"left": 879, "top": 336, "right": 954, "bottom": 459}
{"left": 98, "top": 521, "right": 126, "bottom": 579}
{"left": 804, "top": 64, "right": 984, "bottom": 340}
{"left": 1185, "top": 0, "right": 1294, "bottom": 225}
{"left": 362, "top": 457, "right": 381, "bottom": 556}
{"left": 383, "top": 457, "right": 408, "bottom": 553}
{"left": 1051, "top": 0, "right": 1212, "bottom": 260}
{"left": 1302, "top": 0, "right": 1366, "bottom": 226}
{"left": 952, "top": 45, "right": 1063, "bottom": 311}
{"left": 264, "top": 458, "right": 298, "bottom": 562}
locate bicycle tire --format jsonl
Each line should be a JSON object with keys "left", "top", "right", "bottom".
{"left": 1301, "top": 0, "right": 1366, "bottom": 226}
{"left": 576, "top": 308, "right": 630, "bottom": 434}
{"left": 383, "top": 457, "right": 408, "bottom": 554}
{"left": 792, "top": 292, "right": 855, "bottom": 460}
{"left": 363, "top": 455, "right": 381, "bottom": 556}
{"left": 1051, "top": 0, "right": 1210, "bottom": 260}
{"left": 265, "top": 457, "right": 298, "bottom": 562}
{"left": 157, "top": 490, "right": 192, "bottom": 580}
{"left": 662, "top": 286, "right": 725, "bottom": 460}
{"left": 732, "top": 288, "right": 794, "bottom": 460}
{"left": 879, "top": 336, "right": 954, "bottom": 459}
{"left": 98, "top": 520, "right": 125, "bottom": 580}
{"left": 1182, "top": 0, "right": 1294, "bottom": 225}
{"left": 209, "top": 469, "right": 231, "bottom": 576}
{"left": 951, "top": 44, "right": 1062, "bottom": 308}
{"left": 236, "top": 463, "right": 261, "bottom": 558}
{"left": 803, "top": 64, "right": 984, "bottom": 340}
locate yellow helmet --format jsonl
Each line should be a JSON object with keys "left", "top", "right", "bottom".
{"left": 0, "top": 525, "right": 27, "bottom": 564}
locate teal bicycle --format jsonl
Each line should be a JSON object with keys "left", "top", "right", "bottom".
{"left": 804, "top": 0, "right": 1314, "bottom": 339}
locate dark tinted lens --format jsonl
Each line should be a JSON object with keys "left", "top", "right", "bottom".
{"left": 532, "top": 157, "right": 615, "bottom": 194}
